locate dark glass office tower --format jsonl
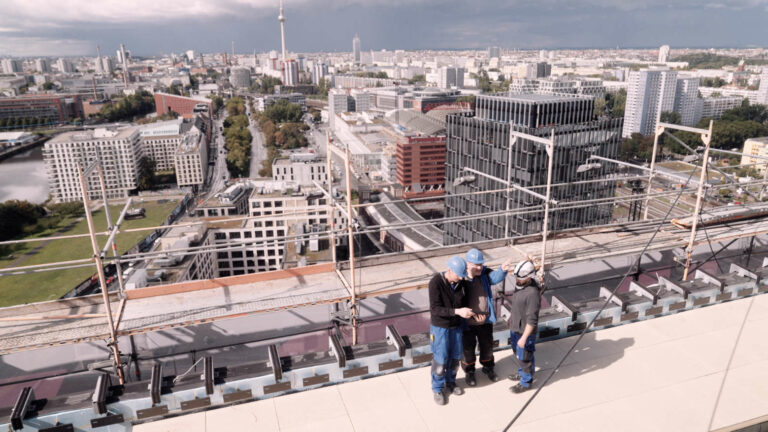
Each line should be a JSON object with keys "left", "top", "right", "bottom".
{"left": 443, "top": 94, "right": 622, "bottom": 245}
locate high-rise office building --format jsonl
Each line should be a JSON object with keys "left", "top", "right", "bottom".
{"left": 353, "top": 34, "right": 361, "bottom": 64}
{"left": 658, "top": 45, "right": 670, "bottom": 63}
{"left": 443, "top": 94, "right": 621, "bottom": 244}
{"left": 622, "top": 69, "right": 677, "bottom": 138}
{"left": 674, "top": 78, "right": 700, "bottom": 126}
{"left": 488, "top": 46, "right": 501, "bottom": 59}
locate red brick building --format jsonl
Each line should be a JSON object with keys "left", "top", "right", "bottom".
{"left": 154, "top": 92, "right": 212, "bottom": 118}
{"left": 0, "top": 94, "right": 85, "bottom": 123}
{"left": 396, "top": 136, "right": 446, "bottom": 199}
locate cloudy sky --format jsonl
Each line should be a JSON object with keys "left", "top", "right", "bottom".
{"left": 1, "top": 0, "right": 767, "bottom": 57}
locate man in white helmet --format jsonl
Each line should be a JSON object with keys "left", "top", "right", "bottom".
{"left": 507, "top": 259, "right": 541, "bottom": 393}
{"left": 428, "top": 255, "right": 475, "bottom": 405}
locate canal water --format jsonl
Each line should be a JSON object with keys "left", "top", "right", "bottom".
{"left": 0, "top": 146, "right": 49, "bottom": 204}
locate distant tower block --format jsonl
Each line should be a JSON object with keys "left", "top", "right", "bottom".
{"left": 353, "top": 34, "right": 361, "bottom": 64}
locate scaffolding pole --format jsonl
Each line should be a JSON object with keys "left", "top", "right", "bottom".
{"left": 77, "top": 163, "right": 125, "bottom": 384}
{"left": 344, "top": 146, "right": 358, "bottom": 345}
{"left": 643, "top": 125, "right": 664, "bottom": 220}
{"left": 683, "top": 120, "right": 714, "bottom": 281}
{"left": 326, "top": 131, "right": 337, "bottom": 264}
{"left": 540, "top": 130, "right": 555, "bottom": 272}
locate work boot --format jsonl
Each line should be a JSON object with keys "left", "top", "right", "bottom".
{"left": 483, "top": 368, "right": 500, "bottom": 382}
{"left": 509, "top": 383, "right": 531, "bottom": 394}
{"left": 433, "top": 391, "right": 446, "bottom": 406}
{"left": 465, "top": 371, "right": 477, "bottom": 387}
{"left": 507, "top": 373, "right": 520, "bottom": 381}
{"left": 446, "top": 383, "right": 464, "bottom": 396}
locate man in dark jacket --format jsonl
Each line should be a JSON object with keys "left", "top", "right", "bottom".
{"left": 507, "top": 259, "right": 541, "bottom": 393}
{"left": 461, "top": 248, "right": 513, "bottom": 386}
{"left": 428, "top": 255, "right": 475, "bottom": 405}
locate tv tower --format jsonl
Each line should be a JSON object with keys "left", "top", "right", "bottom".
{"left": 278, "top": 0, "right": 287, "bottom": 61}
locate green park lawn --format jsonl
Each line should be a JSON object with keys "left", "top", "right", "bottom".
{"left": 0, "top": 199, "right": 179, "bottom": 307}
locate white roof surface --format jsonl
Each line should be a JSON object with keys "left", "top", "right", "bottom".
{"left": 136, "top": 293, "right": 768, "bottom": 432}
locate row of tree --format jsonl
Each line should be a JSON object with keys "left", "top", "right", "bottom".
{"left": 253, "top": 100, "right": 309, "bottom": 177}
{"left": 98, "top": 90, "right": 155, "bottom": 122}
{"left": 619, "top": 102, "right": 768, "bottom": 161}
{"left": 224, "top": 97, "right": 252, "bottom": 178}
{"left": 0, "top": 117, "right": 54, "bottom": 129}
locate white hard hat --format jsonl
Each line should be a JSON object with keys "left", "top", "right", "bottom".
{"left": 513, "top": 260, "right": 536, "bottom": 280}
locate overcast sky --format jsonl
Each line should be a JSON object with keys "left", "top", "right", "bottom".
{"left": 1, "top": 0, "right": 768, "bottom": 57}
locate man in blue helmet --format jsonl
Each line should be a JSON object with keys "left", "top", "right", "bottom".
{"left": 507, "top": 259, "right": 541, "bottom": 393}
{"left": 428, "top": 255, "right": 474, "bottom": 405}
{"left": 461, "top": 248, "right": 514, "bottom": 387}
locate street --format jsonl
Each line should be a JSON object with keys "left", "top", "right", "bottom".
{"left": 245, "top": 103, "right": 267, "bottom": 178}
{"left": 205, "top": 113, "right": 230, "bottom": 200}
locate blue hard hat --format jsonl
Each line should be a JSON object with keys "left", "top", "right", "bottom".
{"left": 447, "top": 255, "right": 467, "bottom": 279}
{"left": 465, "top": 248, "right": 484, "bottom": 265}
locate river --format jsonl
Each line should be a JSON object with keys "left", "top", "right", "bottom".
{"left": 0, "top": 146, "right": 49, "bottom": 204}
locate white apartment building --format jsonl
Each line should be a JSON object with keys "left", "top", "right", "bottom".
{"left": 195, "top": 184, "right": 252, "bottom": 217}
{"left": 57, "top": 58, "right": 75, "bottom": 73}
{"left": 138, "top": 116, "right": 209, "bottom": 188}
{"left": 175, "top": 127, "right": 208, "bottom": 188}
{"left": 700, "top": 96, "right": 743, "bottom": 120}
{"left": 674, "top": 78, "right": 700, "bottom": 127}
{"left": 272, "top": 153, "right": 329, "bottom": 186}
{"left": 758, "top": 68, "right": 768, "bottom": 105}
{"left": 44, "top": 128, "right": 141, "bottom": 202}
{"left": 438, "top": 67, "right": 465, "bottom": 89}
{"left": 741, "top": 137, "right": 768, "bottom": 173}
{"left": 139, "top": 118, "right": 185, "bottom": 171}
{"left": 658, "top": 45, "right": 670, "bottom": 63}
{"left": 213, "top": 185, "right": 347, "bottom": 276}
{"left": 328, "top": 89, "right": 351, "bottom": 129}
{"left": 351, "top": 89, "right": 373, "bottom": 112}
{"left": 1, "top": 59, "right": 23, "bottom": 74}
{"left": 35, "top": 59, "right": 51, "bottom": 73}
{"left": 622, "top": 69, "right": 678, "bottom": 138}
{"left": 312, "top": 62, "right": 328, "bottom": 85}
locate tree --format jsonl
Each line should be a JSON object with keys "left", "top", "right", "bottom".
{"left": 408, "top": 74, "right": 426, "bottom": 84}
{"left": 263, "top": 99, "right": 303, "bottom": 124}
{"left": 701, "top": 77, "right": 727, "bottom": 88}
{"left": 659, "top": 111, "right": 682, "bottom": 125}
{"left": 0, "top": 200, "right": 45, "bottom": 242}
{"left": 137, "top": 157, "right": 157, "bottom": 191}
{"left": 720, "top": 103, "right": 768, "bottom": 123}
{"left": 41, "top": 81, "right": 56, "bottom": 90}
{"left": 620, "top": 133, "right": 655, "bottom": 161}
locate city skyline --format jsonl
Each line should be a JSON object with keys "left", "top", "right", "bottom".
{"left": 2, "top": 0, "right": 768, "bottom": 56}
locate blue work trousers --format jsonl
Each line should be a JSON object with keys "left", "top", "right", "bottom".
{"left": 430, "top": 325, "right": 462, "bottom": 393}
{"left": 509, "top": 331, "right": 536, "bottom": 388}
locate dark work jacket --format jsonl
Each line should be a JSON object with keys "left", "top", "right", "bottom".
{"left": 428, "top": 272, "right": 469, "bottom": 329}
{"left": 509, "top": 280, "right": 542, "bottom": 334}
